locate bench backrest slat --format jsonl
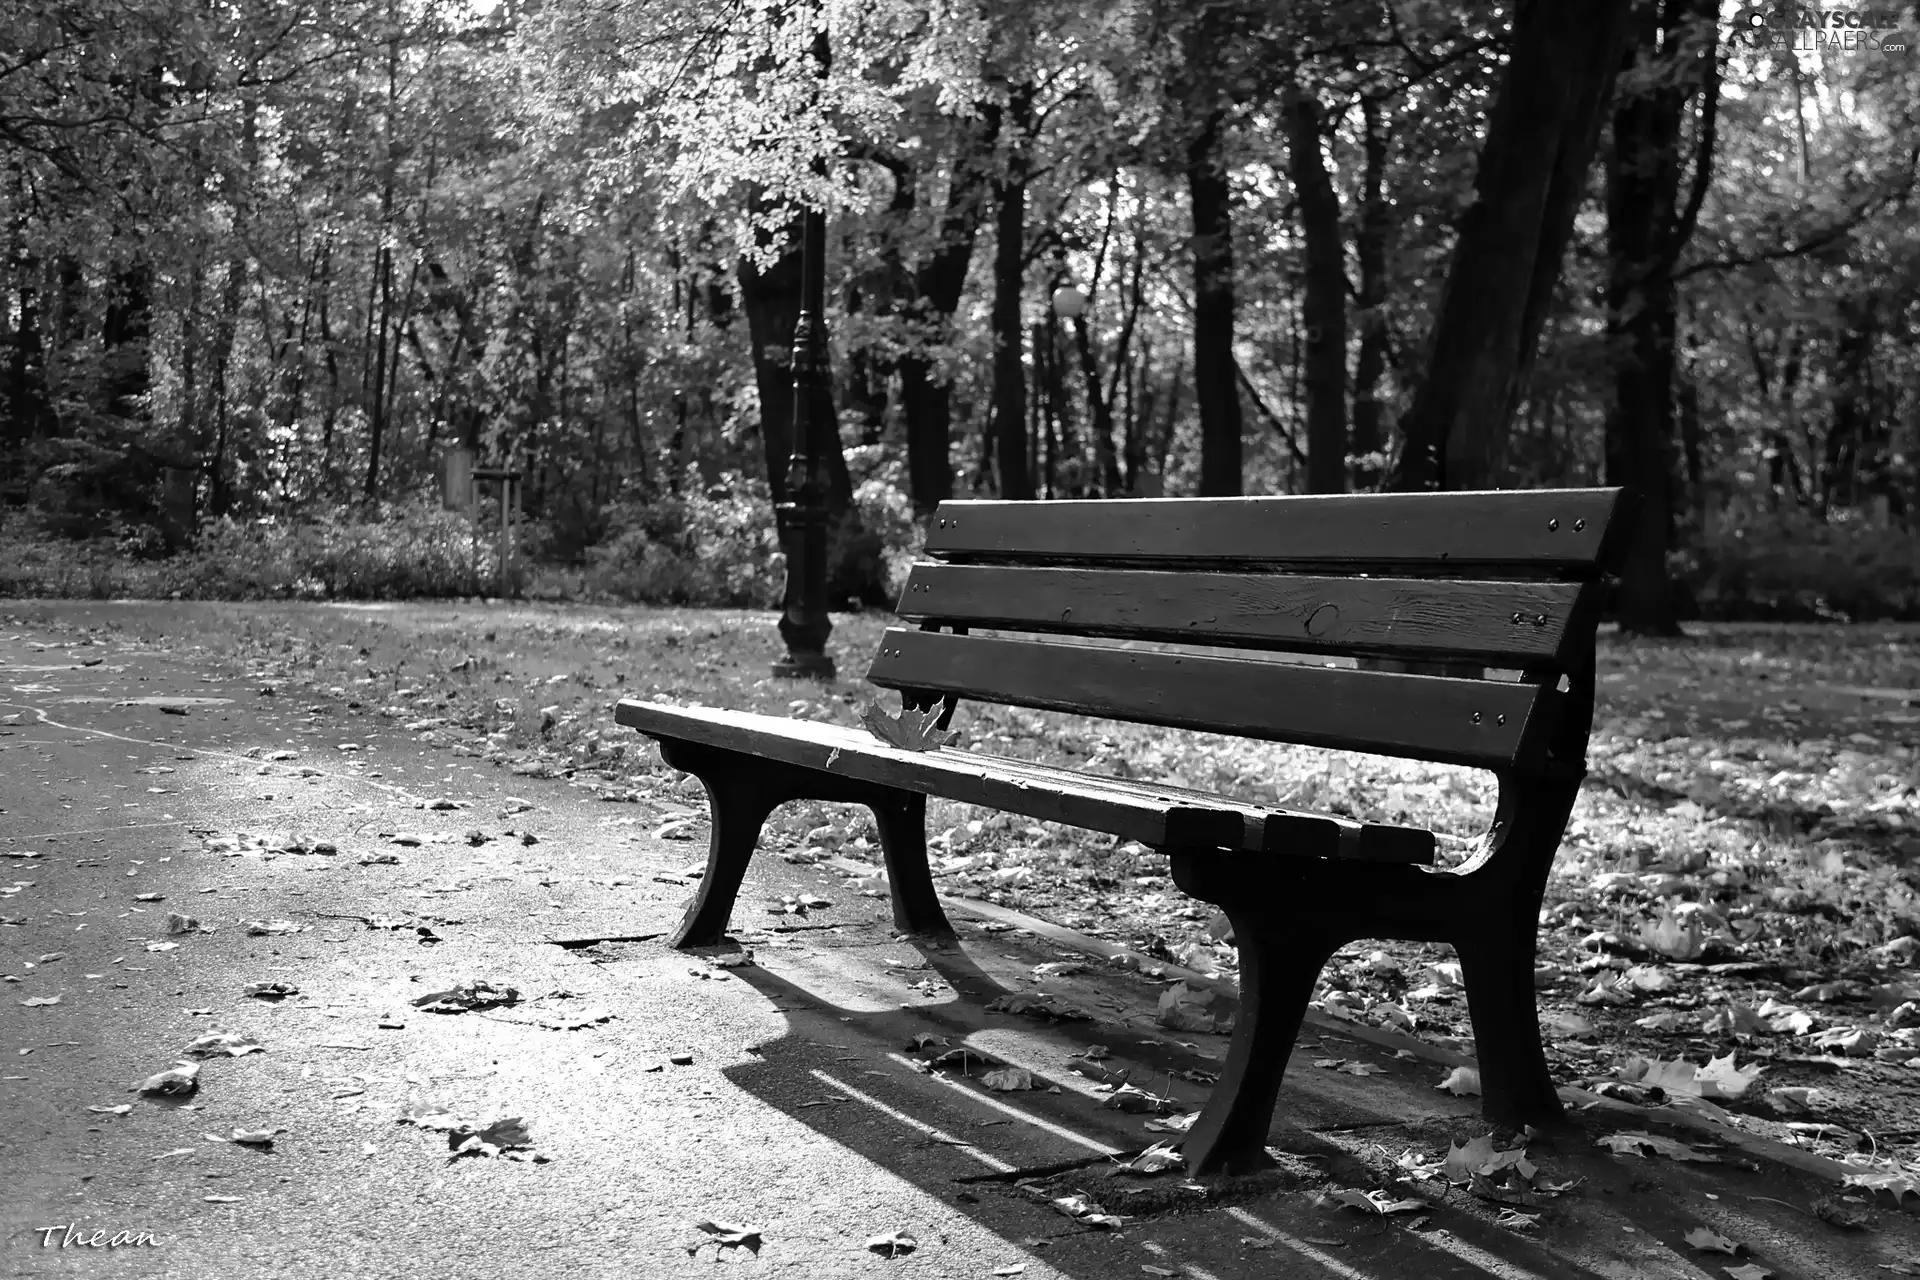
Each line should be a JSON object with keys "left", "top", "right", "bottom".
{"left": 867, "top": 628, "right": 1552, "bottom": 771}
{"left": 924, "top": 489, "right": 1627, "bottom": 575}
{"left": 897, "top": 564, "right": 1596, "bottom": 667}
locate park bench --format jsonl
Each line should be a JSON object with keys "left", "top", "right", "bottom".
{"left": 614, "top": 487, "right": 1629, "bottom": 1175}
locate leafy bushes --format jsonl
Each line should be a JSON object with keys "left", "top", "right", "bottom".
{"left": 1683, "top": 505, "right": 1920, "bottom": 621}
{"left": 581, "top": 473, "right": 784, "bottom": 606}
{"left": 13, "top": 477, "right": 1908, "bottom": 621}
{"left": 0, "top": 498, "right": 489, "bottom": 600}
{"left": 180, "top": 500, "right": 489, "bottom": 599}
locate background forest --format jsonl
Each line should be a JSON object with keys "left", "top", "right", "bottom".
{"left": 2, "top": 0, "right": 1917, "bottom": 627}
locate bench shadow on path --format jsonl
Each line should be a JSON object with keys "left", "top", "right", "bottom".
{"left": 704, "top": 935, "right": 1631, "bottom": 1280}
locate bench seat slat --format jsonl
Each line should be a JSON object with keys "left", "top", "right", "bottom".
{"left": 614, "top": 701, "right": 1435, "bottom": 862}
{"left": 925, "top": 489, "right": 1626, "bottom": 574}
{"left": 963, "top": 750, "right": 1435, "bottom": 864}
{"left": 868, "top": 629, "right": 1547, "bottom": 770}
{"left": 898, "top": 564, "right": 1590, "bottom": 666}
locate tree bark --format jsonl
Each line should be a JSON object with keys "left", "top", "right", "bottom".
{"left": 1286, "top": 87, "right": 1347, "bottom": 495}
{"left": 1350, "top": 98, "right": 1393, "bottom": 488}
{"left": 1188, "top": 109, "right": 1242, "bottom": 496}
{"left": 898, "top": 105, "right": 1001, "bottom": 513}
{"left": 101, "top": 264, "right": 151, "bottom": 427}
{"left": 1604, "top": 0, "right": 1718, "bottom": 636}
{"left": 1389, "top": 0, "right": 1635, "bottom": 492}
{"left": 988, "top": 82, "right": 1035, "bottom": 500}
{"left": 736, "top": 207, "right": 885, "bottom": 607}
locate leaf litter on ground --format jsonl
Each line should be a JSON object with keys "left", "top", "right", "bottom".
{"left": 187, "top": 612, "right": 1920, "bottom": 1164}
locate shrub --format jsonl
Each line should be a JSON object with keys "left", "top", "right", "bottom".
{"left": 164, "top": 498, "right": 490, "bottom": 599}
{"left": 1684, "top": 504, "right": 1920, "bottom": 621}
{"left": 582, "top": 473, "right": 784, "bottom": 606}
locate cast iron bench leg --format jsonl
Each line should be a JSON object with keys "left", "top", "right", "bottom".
{"left": 1456, "top": 923, "right": 1565, "bottom": 1129}
{"left": 654, "top": 739, "right": 955, "bottom": 947}
{"left": 1171, "top": 852, "right": 1348, "bottom": 1176}
{"left": 663, "top": 746, "right": 784, "bottom": 949}
{"left": 1451, "top": 778, "right": 1580, "bottom": 1131}
{"left": 868, "top": 790, "right": 954, "bottom": 937}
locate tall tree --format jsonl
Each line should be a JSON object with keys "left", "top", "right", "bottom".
{"left": 1390, "top": 0, "right": 1635, "bottom": 492}
{"left": 1188, "top": 108, "right": 1241, "bottom": 496}
{"left": 1605, "top": 0, "right": 1720, "bottom": 636}
{"left": 1286, "top": 85, "right": 1347, "bottom": 495}
{"left": 987, "top": 80, "right": 1036, "bottom": 499}
{"left": 898, "top": 105, "right": 1001, "bottom": 514}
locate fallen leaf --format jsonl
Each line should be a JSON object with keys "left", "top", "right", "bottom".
{"left": 1157, "top": 980, "right": 1232, "bottom": 1033}
{"left": 1495, "top": 1208, "right": 1542, "bottom": 1230}
{"left": 1544, "top": 1010, "right": 1597, "bottom": 1038}
{"left": 449, "top": 1115, "right": 533, "bottom": 1158}
{"left": 410, "top": 979, "right": 519, "bottom": 1012}
{"left": 691, "top": 1220, "right": 763, "bottom": 1252}
{"left": 183, "top": 1031, "right": 264, "bottom": 1058}
{"left": 398, "top": 1101, "right": 464, "bottom": 1132}
{"left": 1764, "top": 1086, "right": 1827, "bottom": 1115}
{"left": 242, "top": 981, "right": 298, "bottom": 1000}
{"left": 1595, "top": 1131, "right": 1721, "bottom": 1163}
{"left": 165, "top": 912, "right": 202, "bottom": 935}
{"left": 1844, "top": 1168, "right": 1920, "bottom": 1201}
{"left": 1577, "top": 972, "right": 1635, "bottom": 1006}
{"left": 865, "top": 1230, "right": 917, "bottom": 1258}
{"left": 1684, "top": 1226, "right": 1743, "bottom": 1254}
{"left": 1328, "top": 1187, "right": 1427, "bottom": 1215}
{"left": 1112, "top": 1142, "right": 1185, "bottom": 1176}
{"left": 1103, "top": 1083, "right": 1174, "bottom": 1114}
{"left": 1722, "top": 1266, "right": 1773, "bottom": 1280}
{"left": 231, "top": 1128, "right": 280, "bottom": 1146}
{"left": 1145, "top": 1112, "right": 1199, "bottom": 1134}
{"left": 1639, "top": 909, "right": 1708, "bottom": 960}
{"left": 20, "top": 995, "right": 59, "bottom": 1007}
{"left": 858, "top": 701, "right": 956, "bottom": 751}
{"left": 244, "top": 920, "right": 304, "bottom": 936}
{"left": 987, "top": 992, "right": 1093, "bottom": 1021}
{"left": 1813, "top": 1026, "right": 1879, "bottom": 1056}
{"left": 1811, "top": 1194, "right": 1871, "bottom": 1229}
{"left": 133, "top": 1061, "right": 200, "bottom": 1096}
{"left": 981, "top": 1067, "right": 1036, "bottom": 1092}
{"left": 86, "top": 1104, "right": 132, "bottom": 1116}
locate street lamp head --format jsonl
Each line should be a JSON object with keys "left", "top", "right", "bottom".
{"left": 1051, "top": 284, "right": 1086, "bottom": 318}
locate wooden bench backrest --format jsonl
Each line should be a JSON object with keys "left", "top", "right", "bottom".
{"left": 873, "top": 489, "right": 1629, "bottom": 773}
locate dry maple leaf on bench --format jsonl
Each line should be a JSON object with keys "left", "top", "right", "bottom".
{"left": 858, "top": 701, "right": 956, "bottom": 751}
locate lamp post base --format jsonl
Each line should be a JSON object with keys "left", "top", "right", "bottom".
{"left": 771, "top": 652, "right": 837, "bottom": 680}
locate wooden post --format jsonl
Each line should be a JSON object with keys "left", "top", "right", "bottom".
{"left": 473, "top": 466, "right": 522, "bottom": 598}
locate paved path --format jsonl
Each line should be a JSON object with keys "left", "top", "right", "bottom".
{"left": 3, "top": 601, "right": 1916, "bottom": 1279}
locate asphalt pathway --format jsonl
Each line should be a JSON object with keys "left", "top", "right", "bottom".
{"left": 3, "top": 601, "right": 1917, "bottom": 1279}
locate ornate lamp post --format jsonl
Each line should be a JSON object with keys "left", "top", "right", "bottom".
{"left": 772, "top": 27, "right": 837, "bottom": 680}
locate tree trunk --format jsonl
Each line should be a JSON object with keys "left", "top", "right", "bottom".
{"left": 1389, "top": 0, "right": 1634, "bottom": 492}
{"left": 988, "top": 83, "right": 1035, "bottom": 500}
{"left": 207, "top": 97, "right": 259, "bottom": 517}
{"left": 7, "top": 244, "right": 51, "bottom": 446}
{"left": 1350, "top": 98, "right": 1393, "bottom": 488}
{"left": 1286, "top": 88, "right": 1347, "bottom": 495}
{"left": 1188, "top": 110, "right": 1242, "bottom": 496}
{"left": 736, "top": 208, "right": 884, "bottom": 607}
{"left": 101, "top": 265, "right": 151, "bottom": 426}
{"left": 1604, "top": 0, "right": 1718, "bottom": 636}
